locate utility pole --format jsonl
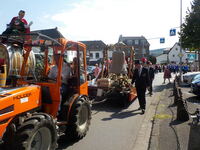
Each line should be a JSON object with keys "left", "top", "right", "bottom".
{"left": 179, "top": 0, "right": 183, "bottom": 79}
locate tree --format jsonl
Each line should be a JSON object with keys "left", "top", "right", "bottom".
{"left": 180, "top": 0, "right": 200, "bottom": 70}
{"left": 180, "top": 0, "right": 200, "bottom": 49}
{"left": 148, "top": 55, "right": 157, "bottom": 64}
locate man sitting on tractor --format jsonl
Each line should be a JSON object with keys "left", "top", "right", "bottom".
{"left": 48, "top": 53, "right": 71, "bottom": 106}
{"left": 2, "top": 10, "right": 33, "bottom": 35}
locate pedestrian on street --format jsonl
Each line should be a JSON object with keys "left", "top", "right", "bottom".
{"left": 147, "top": 61, "right": 155, "bottom": 96}
{"left": 94, "top": 63, "right": 100, "bottom": 78}
{"left": 132, "top": 60, "right": 150, "bottom": 114}
{"left": 163, "top": 66, "right": 171, "bottom": 84}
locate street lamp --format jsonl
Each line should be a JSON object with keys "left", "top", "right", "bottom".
{"left": 179, "top": 0, "right": 183, "bottom": 79}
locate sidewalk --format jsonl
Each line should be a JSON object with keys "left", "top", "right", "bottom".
{"left": 148, "top": 82, "right": 200, "bottom": 150}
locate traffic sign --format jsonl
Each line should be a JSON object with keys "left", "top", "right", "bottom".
{"left": 170, "top": 29, "right": 176, "bottom": 36}
{"left": 160, "top": 38, "right": 165, "bottom": 44}
{"left": 178, "top": 53, "right": 184, "bottom": 57}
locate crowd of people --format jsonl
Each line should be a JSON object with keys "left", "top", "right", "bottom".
{"left": 154, "top": 63, "right": 195, "bottom": 74}
{"left": 130, "top": 60, "right": 196, "bottom": 114}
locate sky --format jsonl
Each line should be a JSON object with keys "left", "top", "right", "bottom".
{"left": 0, "top": 0, "right": 193, "bottom": 50}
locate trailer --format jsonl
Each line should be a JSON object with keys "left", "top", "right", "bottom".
{"left": 88, "top": 42, "right": 137, "bottom": 107}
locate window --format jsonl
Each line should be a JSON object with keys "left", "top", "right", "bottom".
{"left": 173, "top": 55, "right": 175, "bottom": 57}
{"left": 90, "top": 53, "right": 93, "bottom": 58}
{"left": 96, "top": 53, "right": 99, "bottom": 59}
{"left": 127, "top": 40, "right": 132, "bottom": 45}
{"left": 176, "top": 48, "right": 178, "bottom": 51}
{"left": 79, "top": 51, "right": 86, "bottom": 84}
{"left": 135, "top": 48, "right": 139, "bottom": 51}
{"left": 135, "top": 40, "right": 139, "bottom": 45}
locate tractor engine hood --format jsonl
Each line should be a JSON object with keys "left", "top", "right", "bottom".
{"left": 0, "top": 85, "right": 41, "bottom": 121}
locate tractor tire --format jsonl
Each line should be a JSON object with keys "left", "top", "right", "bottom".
{"left": 13, "top": 113, "right": 58, "bottom": 150}
{"left": 66, "top": 97, "right": 91, "bottom": 139}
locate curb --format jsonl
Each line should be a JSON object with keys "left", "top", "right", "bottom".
{"left": 148, "top": 88, "right": 168, "bottom": 150}
{"left": 132, "top": 88, "right": 164, "bottom": 150}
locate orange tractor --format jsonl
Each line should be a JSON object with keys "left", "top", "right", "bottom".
{"left": 0, "top": 33, "right": 91, "bottom": 150}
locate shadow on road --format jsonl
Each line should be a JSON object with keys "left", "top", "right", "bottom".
{"left": 153, "top": 83, "right": 172, "bottom": 92}
{"left": 102, "top": 109, "right": 142, "bottom": 121}
{"left": 91, "top": 97, "right": 136, "bottom": 116}
{"left": 186, "top": 96, "right": 200, "bottom": 105}
{"left": 56, "top": 135, "right": 82, "bottom": 150}
{"left": 187, "top": 123, "right": 200, "bottom": 150}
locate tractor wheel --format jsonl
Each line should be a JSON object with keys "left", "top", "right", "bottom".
{"left": 66, "top": 97, "right": 91, "bottom": 139}
{"left": 13, "top": 113, "right": 58, "bottom": 150}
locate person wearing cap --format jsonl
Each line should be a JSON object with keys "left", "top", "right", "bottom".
{"left": 147, "top": 61, "right": 155, "bottom": 96}
{"left": 2, "top": 10, "right": 33, "bottom": 34}
{"left": 132, "top": 60, "right": 150, "bottom": 114}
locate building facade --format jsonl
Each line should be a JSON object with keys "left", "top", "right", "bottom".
{"left": 150, "top": 48, "right": 165, "bottom": 57}
{"left": 167, "top": 43, "right": 187, "bottom": 64}
{"left": 118, "top": 35, "right": 150, "bottom": 60}
{"left": 80, "top": 40, "right": 106, "bottom": 65}
{"left": 156, "top": 43, "right": 191, "bottom": 64}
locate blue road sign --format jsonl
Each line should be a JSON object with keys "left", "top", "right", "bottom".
{"left": 170, "top": 29, "right": 176, "bottom": 36}
{"left": 160, "top": 38, "right": 165, "bottom": 43}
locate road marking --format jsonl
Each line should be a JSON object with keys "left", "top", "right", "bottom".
{"left": 153, "top": 114, "right": 172, "bottom": 119}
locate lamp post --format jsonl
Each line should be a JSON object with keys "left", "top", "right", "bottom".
{"left": 179, "top": 0, "right": 183, "bottom": 79}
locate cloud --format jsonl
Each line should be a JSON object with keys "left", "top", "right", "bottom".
{"left": 49, "top": 0, "right": 192, "bottom": 49}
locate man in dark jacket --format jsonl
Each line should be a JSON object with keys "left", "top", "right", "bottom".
{"left": 147, "top": 61, "right": 155, "bottom": 96}
{"left": 132, "top": 60, "right": 150, "bottom": 114}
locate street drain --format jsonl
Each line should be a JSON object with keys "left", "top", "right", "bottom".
{"left": 153, "top": 114, "right": 172, "bottom": 119}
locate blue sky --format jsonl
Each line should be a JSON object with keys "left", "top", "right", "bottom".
{"left": 0, "top": 0, "right": 193, "bottom": 50}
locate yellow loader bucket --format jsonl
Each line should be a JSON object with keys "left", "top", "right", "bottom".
{"left": 0, "top": 65, "right": 7, "bottom": 87}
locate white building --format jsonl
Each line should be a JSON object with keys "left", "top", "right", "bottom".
{"left": 156, "top": 43, "right": 188, "bottom": 64}
{"left": 156, "top": 53, "right": 168, "bottom": 64}
{"left": 168, "top": 43, "right": 187, "bottom": 64}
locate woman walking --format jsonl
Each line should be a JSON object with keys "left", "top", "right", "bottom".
{"left": 163, "top": 66, "right": 171, "bottom": 84}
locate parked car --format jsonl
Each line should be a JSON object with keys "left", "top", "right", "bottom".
{"left": 183, "top": 72, "right": 200, "bottom": 85}
{"left": 191, "top": 78, "right": 200, "bottom": 96}
{"left": 87, "top": 66, "right": 95, "bottom": 80}
{"left": 192, "top": 74, "right": 200, "bottom": 82}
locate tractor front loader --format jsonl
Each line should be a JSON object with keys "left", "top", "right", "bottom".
{"left": 0, "top": 33, "right": 91, "bottom": 150}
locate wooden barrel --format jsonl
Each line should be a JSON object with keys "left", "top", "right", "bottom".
{"left": 0, "top": 44, "right": 36, "bottom": 76}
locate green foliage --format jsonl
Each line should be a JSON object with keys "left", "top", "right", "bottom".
{"left": 180, "top": 0, "right": 200, "bottom": 50}
{"left": 148, "top": 55, "right": 157, "bottom": 64}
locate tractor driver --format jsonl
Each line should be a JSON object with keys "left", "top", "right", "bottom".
{"left": 48, "top": 54, "right": 71, "bottom": 103}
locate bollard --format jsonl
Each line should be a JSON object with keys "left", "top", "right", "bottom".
{"left": 176, "top": 88, "right": 189, "bottom": 121}
{"left": 173, "top": 80, "right": 178, "bottom": 105}
{"left": 173, "top": 87, "right": 178, "bottom": 105}
{"left": 173, "top": 80, "right": 176, "bottom": 96}
{"left": 176, "top": 75, "right": 181, "bottom": 86}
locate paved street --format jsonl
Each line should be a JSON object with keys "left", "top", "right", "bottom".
{"left": 57, "top": 72, "right": 170, "bottom": 150}
{"left": 149, "top": 79, "right": 200, "bottom": 150}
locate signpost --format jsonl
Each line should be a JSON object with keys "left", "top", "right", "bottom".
{"left": 170, "top": 29, "right": 176, "bottom": 36}
{"left": 178, "top": 53, "right": 184, "bottom": 58}
{"left": 160, "top": 38, "right": 165, "bottom": 44}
